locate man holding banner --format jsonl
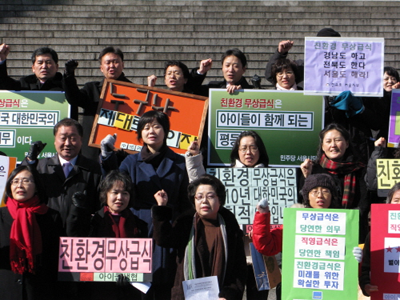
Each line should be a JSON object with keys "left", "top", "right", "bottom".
{"left": 63, "top": 46, "right": 132, "bottom": 161}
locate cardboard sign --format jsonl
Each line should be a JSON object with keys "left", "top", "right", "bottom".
{"left": 207, "top": 167, "right": 297, "bottom": 229}
{"left": 371, "top": 204, "right": 400, "bottom": 300}
{"left": 207, "top": 89, "right": 324, "bottom": 167}
{"left": 376, "top": 159, "right": 400, "bottom": 197}
{"left": 0, "top": 91, "right": 70, "bottom": 162}
{"left": 58, "top": 237, "right": 153, "bottom": 282}
{"left": 304, "top": 37, "right": 384, "bottom": 97}
{"left": 89, "top": 79, "right": 208, "bottom": 155}
{"left": 388, "top": 89, "right": 400, "bottom": 148}
{"left": 282, "top": 208, "right": 359, "bottom": 299}
{"left": 0, "top": 155, "right": 17, "bottom": 207}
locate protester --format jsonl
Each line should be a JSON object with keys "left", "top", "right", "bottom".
{"left": 191, "top": 48, "right": 254, "bottom": 96}
{"left": 0, "top": 44, "right": 63, "bottom": 91}
{"left": 87, "top": 170, "right": 147, "bottom": 299}
{"left": 152, "top": 174, "right": 247, "bottom": 300}
{"left": 0, "top": 165, "right": 63, "bottom": 300}
{"left": 147, "top": 59, "right": 212, "bottom": 94}
{"left": 22, "top": 118, "right": 102, "bottom": 236}
{"left": 252, "top": 173, "right": 341, "bottom": 256}
{"left": 265, "top": 28, "right": 341, "bottom": 88}
{"left": 359, "top": 182, "right": 400, "bottom": 296}
{"left": 62, "top": 46, "right": 132, "bottom": 161}
{"left": 300, "top": 123, "right": 368, "bottom": 241}
{"left": 270, "top": 58, "right": 301, "bottom": 90}
{"left": 185, "top": 131, "right": 270, "bottom": 299}
{"left": 101, "top": 110, "right": 192, "bottom": 299}
{"left": 300, "top": 123, "right": 366, "bottom": 208}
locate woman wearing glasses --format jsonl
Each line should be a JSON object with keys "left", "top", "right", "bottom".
{"left": 152, "top": 174, "right": 247, "bottom": 300}
{"left": 0, "top": 165, "right": 62, "bottom": 300}
{"left": 270, "top": 58, "right": 301, "bottom": 91}
{"left": 185, "top": 130, "right": 270, "bottom": 299}
{"left": 253, "top": 173, "right": 341, "bottom": 256}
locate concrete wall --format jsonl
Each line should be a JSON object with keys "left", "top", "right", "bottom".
{"left": 1, "top": 1, "right": 399, "bottom": 88}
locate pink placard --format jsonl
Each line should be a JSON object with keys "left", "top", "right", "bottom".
{"left": 58, "top": 237, "right": 152, "bottom": 273}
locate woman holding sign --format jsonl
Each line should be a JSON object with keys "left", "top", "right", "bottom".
{"left": 0, "top": 165, "right": 62, "bottom": 300}
{"left": 252, "top": 173, "right": 341, "bottom": 256}
{"left": 87, "top": 170, "right": 147, "bottom": 300}
{"left": 152, "top": 174, "right": 247, "bottom": 300}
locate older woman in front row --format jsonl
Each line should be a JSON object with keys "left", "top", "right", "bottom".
{"left": 152, "top": 174, "right": 247, "bottom": 300}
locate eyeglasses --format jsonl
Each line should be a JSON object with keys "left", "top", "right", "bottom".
{"left": 277, "top": 71, "right": 294, "bottom": 77}
{"left": 309, "top": 188, "right": 331, "bottom": 197}
{"left": 239, "top": 146, "right": 258, "bottom": 153}
{"left": 195, "top": 193, "right": 217, "bottom": 202}
{"left": 11, "top": 178, "right": 34, "bottom": 186}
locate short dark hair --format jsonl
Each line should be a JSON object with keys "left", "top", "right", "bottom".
{"left": 384, "top": 66, "right": 400, "bottom": 82}
{"left": 137, "top": 111, "right": 170, "bottom": 144}
{"left": 99, "top": 170, "right": 133, "bottom": 207}
{"left": 31, "top": 47, "right": 58, "bottom": 64}
{"left": 5, "top": 165, "right": 47, "bottom": 203}
{"left": 271, "top": 58, "right": 300, "bottom": 85}
{"left": 221, "top": 48, "right": 247, "bottom": 68}
{"left": 98, "top": 46, "right": 124, "bottom": 62}
{"left": 230, "top": 131, "right": 269, "bottom": 167}
{"left": 316, "top": 123, "right": 353, "bottom": 161}
{"left": 53, "top": 118, "right": 83, "bottom": 137}
{"left": 164, "top": 60, "right": 190, "bottom": 79}
{"left": 188, "top": 174, "right": 226, "bottom": 206}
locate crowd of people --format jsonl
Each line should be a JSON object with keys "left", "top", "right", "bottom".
{"left": 0, "top": 26, "right": 398, "bottom": 299}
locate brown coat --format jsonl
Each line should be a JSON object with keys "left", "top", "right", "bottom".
{"left": 152, "top": 206, "right": 247, "bottom": 300}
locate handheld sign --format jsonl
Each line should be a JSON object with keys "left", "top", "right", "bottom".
{"left": 0, "top": 91, "right": 69, "bottom": 162}
{"left": 388, "top": 89, "right": 400, "bottom": 148}
{"left": 208, "top": 89, "right": 324, "bottom": 167}
{"left": 304, "top": 37, "right": 384, "bottom": 97}
{"left": 58, "top": 237, "right": 153, "bottom": 283}
{"left": 282, "top": 208, "right": 359, "bottom": 299}
{"left": 89, "top": 79, "right": 208, "bottom": 155}
{"left": 376, "top": 159, "right": 400, "bottom": 197}
{"left": 371, "top": 204, "right": 400, "bottom": 300}
{"left": 207, "top": 167, "right": 297, "bottom": 231}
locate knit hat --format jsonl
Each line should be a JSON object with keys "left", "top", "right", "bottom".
{"left": 302, "top": 174, "right": 338, "bottom": 206}
{"left": 317, "top": 28, "right": 341, "bottom": 37}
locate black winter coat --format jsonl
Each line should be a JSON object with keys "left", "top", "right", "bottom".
{"left": 22, "top": 155, "right": 102, "bottom": 235}
{"left": 0, "top": 60, "right": 63, "bottom": 91}
{"left": 0, "top": 207, "right": 63, "bottom": 300}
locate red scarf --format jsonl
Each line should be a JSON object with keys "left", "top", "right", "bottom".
{"left": 104, "top": 206, "right": 138, "bottom": 238}
{"left": 7, "top": 196, "right": 48, "bottom": 274}
{"left": 319, "top": 154, "right": 364, "bottom": 207}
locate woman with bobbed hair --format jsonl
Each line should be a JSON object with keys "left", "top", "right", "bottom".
{"left": 152, "top": 174, "right": 247, "bottom": 300}
{"left": 101, "top": 110, "right": 191, "bottom": 299}
{"left": 0, "top": 165, "right": 62, "bottom": 300}
{"left": 270, "top": 58, "right": 301, "bottom": 90}
{"left": 88, "top": 170, "right": 147, "bottom": 300}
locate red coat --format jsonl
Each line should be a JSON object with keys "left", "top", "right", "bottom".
{"left": 252, "top": 211, "right": 283, "bottom": 256}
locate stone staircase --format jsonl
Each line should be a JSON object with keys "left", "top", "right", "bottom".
{"left": 1, "top": 0, "right": 400, "bottom": 89}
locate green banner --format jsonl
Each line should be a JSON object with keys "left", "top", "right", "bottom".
{"left": 282, "top": 208, "right": 359, "bottom": 300}
{"left": 207, "top": 89, "right": 324, "bottom": 167}
{"left": 0, "top": 91, "right": 69, "bottom": 162}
